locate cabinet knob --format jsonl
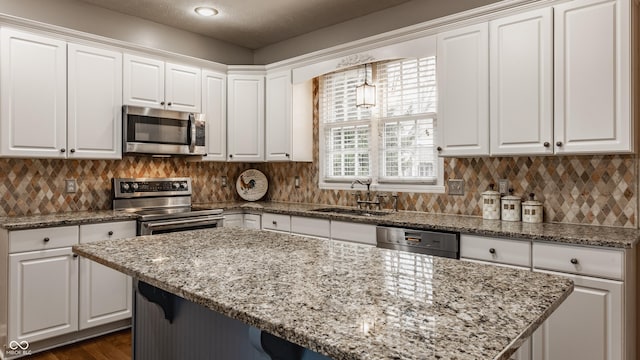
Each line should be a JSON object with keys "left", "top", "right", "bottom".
{"left": 43, "top": 237, "right": 50, "bottom": 243}
{"left": 570, "top": 258, "right": 579, "bottom": 265}
{"left": 73, "top": 254, "right": 78, "bottom": 258}
{"left": 167, "top": 102, "right": 172, "bottom": 106}
{"left": 489, "top": 248, "right": 496, "bottom": 254}
{"left": 285, "top": 153, "right": 290, "bottom": 158}
{"left": 436, "top": 146, "right": 442, "bottom": 152}
{"left": 543, "top": 142, "right": 550, "bottom": 148}
{"left": 272, "top": 221, "right": 277, "bottom": 225}
{"left": 556, "top": 141, "right": 563, "bottom": 147}
{"left": 60, "top": 148, "right": 66, "bottom": 153}
{"left": 108, "top": 231, "right": 114, "bottom": 236}
{"left": 229, "top": 154, "right": 233, "bottom": 158}
{"left": 161, "top": 101, "right": 165, "bottom": 106}
{"left": 70, "top": 149, "right": 76, "bottom": 153}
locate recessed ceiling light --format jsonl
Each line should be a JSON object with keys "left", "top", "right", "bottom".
{"left": 195, "top": 6, "right": 218, "bottom": 17}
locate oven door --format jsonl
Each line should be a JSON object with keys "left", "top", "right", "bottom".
{"left": 138, "top": 215, "right": 224, "bottom": 235}
{"left": 123, "top": 105, "right": 205, "bottom": 156}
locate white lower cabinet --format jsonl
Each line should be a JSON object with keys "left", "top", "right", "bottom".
{"left": 223, "top": 213, "right": 245, "bottom": 228}
{"left": 261, "top": 213, "right": 291, "bottom": 233}
{"left": 3, "top": 221, "right": 136, "bottom": 351}
{"left": 330, "top": 221, "right": 376, "bottom": 246}
{"left": 531, "top": 271, "right": 623, "bottom": 360}
{"left": 78, "top": 222, "right": 135, "bottom": 330}
{"left": 9, "top": 247, "right": 79, "bottom": 343}
{"left": 243, "top": 214, "right": 262, "bottom": 230}
{"left": 291, "top": 216, "right": 330, "bottom": 240}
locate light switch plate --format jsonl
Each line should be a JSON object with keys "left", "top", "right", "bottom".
{"left": 448, "top": 179, "right": 464, "bottom": 196}
{"left": 498, "top": 179, "right": 509, "bottom": 195}
{"left": 65, "top": 179, "right": 77, "bottom": 193}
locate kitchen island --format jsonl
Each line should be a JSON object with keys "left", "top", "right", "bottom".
{"left": 73, "top": 227, "right": 573, "bottom": 360}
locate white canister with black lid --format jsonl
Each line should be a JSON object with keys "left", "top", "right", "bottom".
{"left": 522, "top": 193, "right": 543, "bottom": 223}
{"left": 501, "top": 189, "right": 522, "bottom": 222}
{"left": 482, "top": 184, "right": 501, "bottom": 220}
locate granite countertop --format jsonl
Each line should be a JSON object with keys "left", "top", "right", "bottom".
{"left": 0, "top": 210, "right": 138, "bottom": 230}
{"left": 196, "top": 201, "right": 640, "bottom": 249}
{"left": 73, "top": 227, "right": 573, "bottom": 360}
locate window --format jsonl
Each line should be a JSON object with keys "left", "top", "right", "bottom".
{"left": 319, "top": 56, "right": 443, "bottom": 192}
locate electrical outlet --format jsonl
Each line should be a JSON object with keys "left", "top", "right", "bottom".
{"left": 498, "top": 179, "right": 509, "bottom": 195}
{"left": 448, "top": 179, "right": 464, "bottom": 196}
{"left": 221, "top": 176, "right": 228, "bottom": 187}
{"left": 65, "top": 179, "right": 77, "bottom": 193}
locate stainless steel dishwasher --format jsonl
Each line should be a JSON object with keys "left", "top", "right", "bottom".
{"left": 376, "top": 226, "right": 460, "bottom": 259}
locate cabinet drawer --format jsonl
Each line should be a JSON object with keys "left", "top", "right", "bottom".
{"left": 331, "top": 221, "right": 376, "bottom": 246}
{"left": 460, "top": 234, "right": 531, "bottom": 267}
{"left": 244, "top": 214, "right": 261, "bottom": 230}
{"left": 291, "top": 216, "right": 330, "bottom": 239}
{"left": 261, "top": 213, "right": 291, "bottom": 232}
{"left": 80, "top": 221, "right": 136, "bottom": 243}
{"left": 9, "top": 226, "right": 79, "bottom": 253}
{"left": 533, "top": 242, "right": 624, "bottom": 280}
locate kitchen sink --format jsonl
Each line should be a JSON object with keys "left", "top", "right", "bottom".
{"left": 310, "top": 207, "right": 392, "bottom": 217}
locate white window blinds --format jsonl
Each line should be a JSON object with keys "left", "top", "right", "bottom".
{"left": 319, "top": 56, "right": 438, "bottom": 186}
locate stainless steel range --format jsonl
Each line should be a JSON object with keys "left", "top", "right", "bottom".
{"left": 112, "top": 177, "right": 224, "bottom": 235}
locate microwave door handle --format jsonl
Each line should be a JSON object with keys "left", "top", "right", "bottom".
{"left": 188, "top": 113, "right": 196, "bottom": 153}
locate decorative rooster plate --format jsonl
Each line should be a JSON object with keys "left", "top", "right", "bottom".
{"left": 236, "top": 169, "right": 268, "bottom": 201}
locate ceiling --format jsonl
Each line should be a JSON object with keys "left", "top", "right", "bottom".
{"left": 75, "top": 0, "right": 414, "bottom": 49}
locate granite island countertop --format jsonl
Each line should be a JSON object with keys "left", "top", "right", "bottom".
{"left": 196, "top": 201, "right": 640, "bottom": 249}
{"left": 73, "top": 227, "right": 573, "bottom": 360}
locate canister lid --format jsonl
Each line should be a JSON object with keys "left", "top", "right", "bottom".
{"left": 523, "top": 193, "right": 542, "bottom": 206}
{"left": 501, "top": 188, "right": 521, "bottom": 201}
{"left": 482, "top": 184, "right": 500, "bottom": 196}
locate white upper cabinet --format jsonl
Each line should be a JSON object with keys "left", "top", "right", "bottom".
{"left": 124, "top": 53, "right": 201, "bottom": 112}
{"left": 265, "top": 70, "right": 313, "bottom": 162}
{"left": 490, "top": 8, "right": 553, "bottom": 156}
{"left": 436, "top": 23, "right": 489, "bottom": 157}
{"left": 0, "top": 28, "right": 67, "bottom": 158}
{"left": 202, "top": 69, "right": 227, "bottom": 161}
{"left": 68, "top": 43, "right": 123, "bottom": 159}
{"left": 227, "top": 73, "right": 265, "bottom": 162}
{"left": 553, "top": 0, "right": 633, "bottom": 154}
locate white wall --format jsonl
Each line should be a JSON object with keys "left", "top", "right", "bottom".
{"left": 253, "top": 0, "right": 501, "bottom": 64}
{"left": 0, "top": 0, "right": 253, "bottom": 64}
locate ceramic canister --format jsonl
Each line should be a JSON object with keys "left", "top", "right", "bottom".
{"left": 482, "top": 184, "right": 501, "bottom": 220}
{"left": 522, "top": 193, "right": 543, "bottom": 223}
{"left": 501, "top": 190, "right": 522, "bottom": 222}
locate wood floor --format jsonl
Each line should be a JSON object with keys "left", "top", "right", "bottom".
{"left": 26, "top": 330, "right": 131, "bottom": 360}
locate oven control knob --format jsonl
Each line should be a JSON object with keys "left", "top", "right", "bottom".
{"left": 122, "top": 183, "right": 130, "bottom": 191}
{"left": 180, "top": 182, "right": 188, "bottom": 189}
{"left": 132, "top": 183, "right": 139, "bottom": 190}
{"left": 172, "top": 182, "right": 180, "bottom": 189}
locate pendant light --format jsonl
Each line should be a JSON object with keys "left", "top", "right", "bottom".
{"left": 356, "top": 63, "right": 376, "bottom": 108}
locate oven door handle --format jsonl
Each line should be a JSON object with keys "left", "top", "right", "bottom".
{"left": 143, "top": 216, "right": 224, "bottom": 231}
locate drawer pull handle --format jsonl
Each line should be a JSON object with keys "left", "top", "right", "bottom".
{"left": 489, "top": 248, "right": 496, "bottom": 254}
{"left": 570, "top": 258, "right": 579, "bottom": 265}
{"left": 73, "top": 254, "right": 78, "bottom": 258}
{"left": 43, "top": 237, "right": 50, "bottom": 243}
{"left": 108, "top": 231, "right": 114, "bottom": 236}
{"left": 272, "top": 221, "right": 277, "bottom": 225}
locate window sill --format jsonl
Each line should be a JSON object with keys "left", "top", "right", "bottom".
{"left": 319, "top": 181, "right": 445, "bottom": 194}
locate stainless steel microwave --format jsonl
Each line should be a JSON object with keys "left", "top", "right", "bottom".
{"left": 123, "top": 105, "right": 206, "bottom": 156}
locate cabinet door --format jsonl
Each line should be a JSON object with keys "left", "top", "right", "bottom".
{"left": 227, "top": 74, "right": 265, "bottom": 162}
{"left": 436, "top": 23, "right": 489, "bottom": 157}
{"left": 123, "top": 54, "right": 165, "bottom": 109}
{"left": 9, "top": 248, "right": 79, "bottom": 343}
{"left": 0, "top": 28, "right": 67, "bottom": 158}
{"left": 265, "top": 70, "right": 292, "bottom": 161}
{"left": 553, "top": 0, "right": 632, "bottom": 154}
{"left": 165, "top": 62, "right": 201, "bottom": 112}
{"left": 490, "top": 8, "right": 553, "bottom": 155}
{"left": 78, "top": 222, "right": 135, "bottom": 330}
{"left": 68, "top": 43, "right": 123, "bottom": 159}
{"left": 532, "top": 270, "right": 623, "bottom": 360}
{"left": 202, "top": 70, "right": 227, "bottom": 161}
{"left": 243, "top": 214, "right": 262, "bottom": 230}
{"left": 330, "top": 221, "right": 376, "bottom": 246}
{"left": 223, "top": 214, "right": 244, "bottom": 228}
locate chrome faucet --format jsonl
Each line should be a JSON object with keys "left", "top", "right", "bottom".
{"left": 351, "top": 178, "right": 381, "bottom": 210}
{"left": 350, "top": 178, "right": 372, "bottom": 192}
